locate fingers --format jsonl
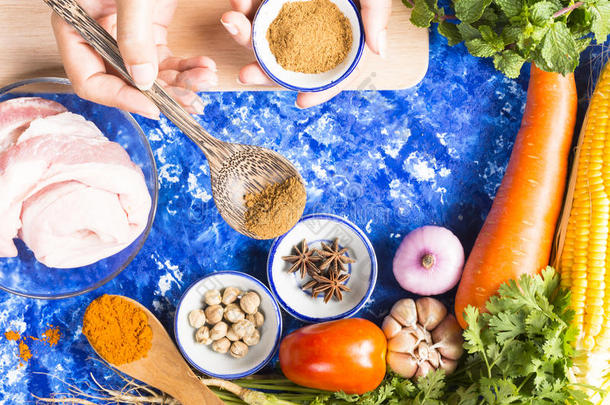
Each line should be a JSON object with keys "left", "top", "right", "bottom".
{"left": 51, "top": 13, "right": 160, "bottom": 119}
{"left": 158, "top": 68, "right": 218, "bottom": 92}
{"left": 229, "top": 0, "right": 262, "bottom": 18}
{"left": 159, "top": 55, "right": 217, "bottom": 73}
{"left": 116, "top": 0, "right": 158, "bottom": 90}
{"left": 238, "top": 63, "right": 275, "bottom": 86}
{"left": 360, "top": 0, "right": 392, "bottom": 57}
{"left": 221, "top": 11, "right": 252, "bottom": 48}
{"left": 296, "top": 86, "right": 344, "bottom": 109}
{"left": 157, "top": 79, "right": 205, "bottom": 115}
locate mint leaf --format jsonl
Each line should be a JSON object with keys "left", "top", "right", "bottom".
{"left": 465, "top": 38, "right": 498, "bottom": 57}
{"left": 410, "top": 0, "right": 436, "bottom": 27}
{"left": 438, "top": 21, "right": 462, "bottom": 45}
{"left": 457, "top": 22, "right": 481, "bottom": 40}
{"left": 540, "top": 21, "right": 578, "bottom": 75}
{"left": 530, "top": 1, "right": 557, "bottom": 25}
{"left": 454, "top": 0, "right": 493, "bottom": 23}
{"left": 496, "top": 0, "right": 523, "bottom": 17}
{"left": 591, "top": 0, "right": 610, "bottom": 43}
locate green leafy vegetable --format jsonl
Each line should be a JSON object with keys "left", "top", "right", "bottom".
{"left": 230, "top": 268, "right": 602, "bottom": 405}
{"left": 403, "top": 0, "right": 610, "bottom": 77}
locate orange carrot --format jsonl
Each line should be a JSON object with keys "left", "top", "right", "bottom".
{"left": 454, "top": 65, "right": 577, "bottom": 328}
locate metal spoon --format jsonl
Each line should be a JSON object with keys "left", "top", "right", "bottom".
{"left": 43, "top": 0, "right": 306, "bottom": 239}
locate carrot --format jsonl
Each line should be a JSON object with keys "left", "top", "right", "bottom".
{"left": 454, "top": 65, "right": 577, "bottom": 328}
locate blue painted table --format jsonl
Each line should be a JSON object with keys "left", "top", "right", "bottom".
{"left": 0, "top": 27, "right": 607, "bottom": 403}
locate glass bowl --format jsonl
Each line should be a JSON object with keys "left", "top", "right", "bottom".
{"left": 0, "top": 77, "right": 158, "bottom": 299}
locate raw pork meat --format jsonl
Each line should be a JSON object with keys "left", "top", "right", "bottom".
{"left": 0, "top": 97, "right": 151, "bottom": 268}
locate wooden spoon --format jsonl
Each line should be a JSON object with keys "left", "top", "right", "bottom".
{"left": 85, "top": 295, "right": 224, "bottom": 405}
{"left": 42, "top": 0, "right": 306, "bottom": 239}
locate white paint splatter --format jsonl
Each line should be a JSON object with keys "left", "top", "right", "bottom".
{"left": 187, "top": 173, "right": 212, "bottom": 202}
{"left": 365, "top": 220, "right": 373, "bottom": 233}
{"left": 158, "top": 164, "right": 182, "bottom": 184}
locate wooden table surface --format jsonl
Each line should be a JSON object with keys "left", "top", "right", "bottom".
{"left": 0, "top": 0, "right": 429, "bottom": 91}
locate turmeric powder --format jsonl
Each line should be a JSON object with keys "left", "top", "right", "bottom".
{"left": 3, "top": 326, "right": 60, "bottom": 366}
{"left": 83, "top": 295, "right": 152, "bottom": 365}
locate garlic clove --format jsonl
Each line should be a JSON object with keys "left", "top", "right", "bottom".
{"left": 416, "top": 341, "right": 430, "bottom": 361}
{"left": 415, "top": 297, "right": 447, "bottom": 330}
{"left": 428, "top": 347, "right": 441, "bottom": 368}
{"left": 387, "top": 351, "right": 418, "bottom": 379}
{"left": 439, "top": 357, "right": 458, "bottom": 374}
{"left": 382, "top": 315, "right": 403, "bottom": 339}
{"left": 390, "top": 299, "right": 417, "bottom": 327}
{"left": 431, "top": 314, "right": 464, "bottom": 360}
{"left": 388, "top": 329, "right": 418, "bottom": 353}
{"left": 415, "top": 361, "right": 433, "bottom": 378}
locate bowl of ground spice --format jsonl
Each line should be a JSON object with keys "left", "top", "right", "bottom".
{"left": 252, "top": 0, "right": 364, "bottom": 92}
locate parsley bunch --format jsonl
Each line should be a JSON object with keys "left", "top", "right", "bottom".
{"left": 405, "top": 0, "right": 610, "bottom": 77}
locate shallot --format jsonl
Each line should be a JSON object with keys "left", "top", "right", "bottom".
{"left": 393, "top": 226, "right": 464, "bottom": 295}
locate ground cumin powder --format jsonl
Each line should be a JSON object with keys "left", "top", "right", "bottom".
{"left": 83, "top": 295, "right": 152, "bottom": 365}
{"left": 244, "top": 176, "right": 306, "bottom": 239}
{"left": 267, "top": 0, "right": 353, "bottom": 73}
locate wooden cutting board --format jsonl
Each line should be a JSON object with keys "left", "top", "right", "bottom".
{"left": 0, "top": 0, "right": 429, "bottom": 91}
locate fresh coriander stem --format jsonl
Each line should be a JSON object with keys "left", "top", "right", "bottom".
{"left": 552, "top": 1, "right": 584, "bottom": 18}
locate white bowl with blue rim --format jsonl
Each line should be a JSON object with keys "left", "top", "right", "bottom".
{"left": 174, "top": 271, "right": 282, "bottom": 379}
{"left": 252, "top": 0, "right": 365, "bottom": 92}
{"left": 267, "top": 213, "right": 377, "bottom": 322}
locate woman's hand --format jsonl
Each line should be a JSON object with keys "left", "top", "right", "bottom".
{"left": 51, "top": 0, "right": 218, "bottom": 119}
{"left": 221, "top": 0, "right": 392, "bottom": 108}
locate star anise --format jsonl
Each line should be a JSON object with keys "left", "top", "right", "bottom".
{"left": 282, "top": 239, "right": 320, "bottom": 279}
{"left": 312, "top": 271, "right": 351, "bottom": 303}
{"left": 316, "top": 239, "right": 356, "bottom": 276}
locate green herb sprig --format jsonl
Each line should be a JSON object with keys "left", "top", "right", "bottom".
{"left": 405, "top": 0, "right": 610, "bottom": 77}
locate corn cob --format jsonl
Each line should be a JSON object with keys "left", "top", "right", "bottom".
{"left": 558, "top": 62, "right": 610, "bottom": 402}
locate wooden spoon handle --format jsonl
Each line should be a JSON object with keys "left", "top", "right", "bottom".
{"left": 42, "top": 0, "right": 230, "bottom": 163}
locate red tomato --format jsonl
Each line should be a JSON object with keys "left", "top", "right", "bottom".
{"left": 279, "top": 318, "right": 387, "bottom": 394}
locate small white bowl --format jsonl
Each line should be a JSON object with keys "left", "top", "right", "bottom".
{"left": 252, "top": 0, "right": 365, "bottom": 92}
{"left": 174, "top": 271, "right": 282, "bottom": 379}
{"left": 267, "top": 213, "right": 377, "bottom": 322}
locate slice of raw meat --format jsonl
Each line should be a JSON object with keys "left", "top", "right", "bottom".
{"left": 0, "top": 97, "right": 67, "bottom": 151}
{"left": 18, "top": 112, "right": 107, "bottom": 144}
{"left": 0, "top": 109, "right": 151, "bottom": 268}
{"left": 20, "top": 181, "right": 137, "bottom": 268}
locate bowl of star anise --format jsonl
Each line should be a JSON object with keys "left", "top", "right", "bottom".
{"left": 266, "top": 213, "right": 377, "bottom": 322}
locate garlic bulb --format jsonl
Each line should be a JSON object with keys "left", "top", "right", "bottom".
{"left": 383, "top": 297, "right": 463, "bottom": 379}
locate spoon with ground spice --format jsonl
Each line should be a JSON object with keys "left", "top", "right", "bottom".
{"left": 83, "top": 295, "right": 224, "bottom": 405}
{"left": 44, "top": 0, "right": 307, "bottom": 240}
